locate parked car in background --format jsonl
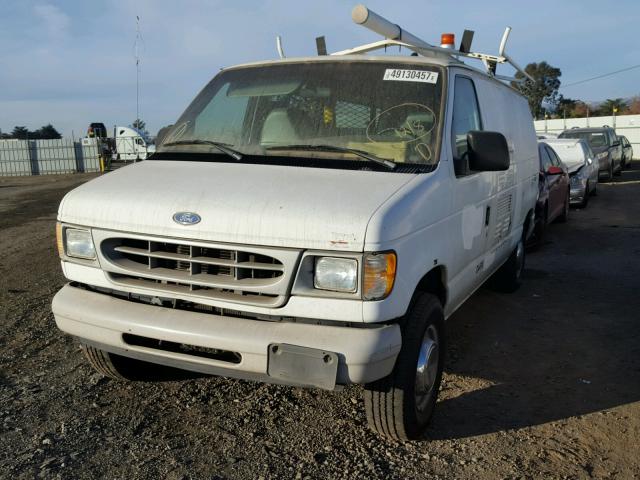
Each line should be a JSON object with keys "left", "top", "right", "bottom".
{"left": 537, "top": 133, "right": 559, "bottom": 140}
{"left": 545, "top": 138, "right": 598, "bottom": 207}
{"left": 619, "top": 135, "right": 634, "bottom": 169}
{"left": 558, "top": 127, "right": 622, "bottom": 180}
{"left": 531, "top": 141, "right": 570, "bottom": 245}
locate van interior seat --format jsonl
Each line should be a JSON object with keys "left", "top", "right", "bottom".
{"left": 260, "top": 108, "right": 299, "bottom": 147}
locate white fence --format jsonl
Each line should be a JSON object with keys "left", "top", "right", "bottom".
{"left": 0, "top": 138, "right": 102, "bottom": 176}
{"left": 534, "top": 114, "right": 640, "bottom": 159}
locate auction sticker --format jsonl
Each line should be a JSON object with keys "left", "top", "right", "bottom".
{"left": 383, "top": 69, "right": 439, "bottom": 83}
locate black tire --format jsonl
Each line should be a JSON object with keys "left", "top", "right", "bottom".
{"left": 364, "top": 293, "right": 445, "bottom": 441}
{"left": 492, "top": 235, "right": 525, "bottom": 293}
{"left": 580, "top": 182, "right": 590, "bottom": 208}
{"left": 591, "top": 182, "right": 598, "bottom": 196}
{"left": 528, "top": 206, "right": 547, "bottom": 250}
{"left": 608, "top": 161, "right": 614, "bottom": 180}
{"left": 82, "top": 345, "right": 157, "bottom": 381}
{"left": 558, "top": 191, "right": 569, "bottom": 223}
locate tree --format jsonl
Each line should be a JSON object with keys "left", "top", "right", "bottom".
{"left": 512, "top": 62, "right": 562, "bottom": 120}
{"left": 628, "top": 96, "right": 640, "bottom": 115}
{"left": 130, "top": 118, "right": 149, "bottom": 137}
{"left": 556, "top": 96, "right": 578, "bottom": 118}
{"left": 597, "top": 98, "right": 628, "bottom": 116}
{"left": 33, "top": 124, "right": 62, "bottom": 139}
{"left": 11, "top": 126, "right": 30, "bottom": 139}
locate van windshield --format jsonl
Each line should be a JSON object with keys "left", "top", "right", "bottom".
{"left": 157, "top": 61, "right": 444, "bottom": 168}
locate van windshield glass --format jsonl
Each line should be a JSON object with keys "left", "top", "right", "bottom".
{"left": 157, "top": 62, "right": 444, "bottom": 167}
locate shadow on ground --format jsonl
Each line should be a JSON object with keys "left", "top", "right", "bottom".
{"left": 428, "top": 166, "right": 640, "bottom": 439}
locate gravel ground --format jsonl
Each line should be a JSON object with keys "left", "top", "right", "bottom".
{"left": 1, "top": 166, "right": 640, "bottom": 479}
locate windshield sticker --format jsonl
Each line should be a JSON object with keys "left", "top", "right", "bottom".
{"left": 383, "top": 69, "right": 439, "bottom": 83}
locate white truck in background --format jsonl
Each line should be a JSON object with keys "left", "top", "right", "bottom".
{"left": 87, "top": 123, "right": 155, "bottom": 162}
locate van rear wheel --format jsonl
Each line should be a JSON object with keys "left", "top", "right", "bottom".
{"left": 491, "top": 236, "right": 525, "bottom": 293}
{"left": 363, "top": 293, "right": 445, "bottom": 441}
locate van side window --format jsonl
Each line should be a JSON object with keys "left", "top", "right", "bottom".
{"left": 452, "top": 76, "right": 482, "bottom": 176}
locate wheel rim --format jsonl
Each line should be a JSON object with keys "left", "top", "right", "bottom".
{"left": 515, "top": 238, "right": 525, "bottom": 280}
{"left": 415, "top": 324, "right": 440, "bottom": 412}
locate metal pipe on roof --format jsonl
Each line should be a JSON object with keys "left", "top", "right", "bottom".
{"left": 351, "top": 4, "right": 434, "bottom": 51}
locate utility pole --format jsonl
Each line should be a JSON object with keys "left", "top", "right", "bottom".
{"left": 134, "top": 16, "right": 143, "bottom": 127}
{"left": 613, "top": 106, "right": 618, "bottom": 129}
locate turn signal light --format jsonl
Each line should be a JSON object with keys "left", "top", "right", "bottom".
{"left": 56, "top": 222, "right": 64, "bottom": 257}
{"left": 363, "top": 252, "right": 397, "bottom": 300}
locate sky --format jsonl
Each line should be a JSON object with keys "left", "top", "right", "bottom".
{"left": 1, "top": 0, "right": 639, "bottom": 138}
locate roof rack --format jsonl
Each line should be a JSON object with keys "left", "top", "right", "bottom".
{"left": 329, "top": 4, "right": 533, "bottom": 84}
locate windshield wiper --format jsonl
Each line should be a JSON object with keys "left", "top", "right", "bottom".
{"left": 162, "top": 140, "right": 243, "bottom": 160}
{"left": 266, "top": 144, "right": 396, "bottom": 170}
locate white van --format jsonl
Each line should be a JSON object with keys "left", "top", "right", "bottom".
{"left": 114, "top": 126, "right": 155, "bottom": 161}
{"left": 52, "top": 6, "right": 538, "bottom": 440}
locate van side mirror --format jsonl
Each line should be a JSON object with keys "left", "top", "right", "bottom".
{"left": 612, "top": 141, "right": 621, "bottom": 147}
{"left": 466, "top": 131, "right": 510, "bottom": 171}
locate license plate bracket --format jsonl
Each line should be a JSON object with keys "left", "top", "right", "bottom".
{"left": 267, "top": 343, "right": 338, "bottom": 390}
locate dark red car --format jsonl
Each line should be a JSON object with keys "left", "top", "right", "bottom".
{"left": 531, "top": 142, "right": 570, "bottom": 245}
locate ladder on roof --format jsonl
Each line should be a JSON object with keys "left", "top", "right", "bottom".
{"left": 279, "top": 4, "right": 534, "bottom": 84}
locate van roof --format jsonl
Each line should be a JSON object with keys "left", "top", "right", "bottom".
{"left": 224, "top": 54, "right": 519, "bottom": 91}
{"left": 226, "top": 54, "right": 461, "bottom": 71}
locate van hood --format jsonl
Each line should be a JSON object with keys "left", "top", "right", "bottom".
{"left": 58, "top": 160, "right": 416, "bottom": 250}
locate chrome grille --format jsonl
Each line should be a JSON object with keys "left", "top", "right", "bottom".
{"left": 99, "top": 236, "right": 294, "bottom": 307}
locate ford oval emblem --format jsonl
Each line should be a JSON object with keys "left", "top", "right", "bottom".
{"left": 173, "top": 212, "right": 201, "bottom": 225}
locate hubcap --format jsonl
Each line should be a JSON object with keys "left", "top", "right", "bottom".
{"left": 415, "top": 325, "right": 440, "bottom": 412}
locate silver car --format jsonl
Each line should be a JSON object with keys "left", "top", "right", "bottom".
{"left": 545, "top": 138, "right": 598, "bottom": 207}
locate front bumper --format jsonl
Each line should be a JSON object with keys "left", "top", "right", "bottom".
{"left": 52, "top": 284, "right": 402, "bottom": 389}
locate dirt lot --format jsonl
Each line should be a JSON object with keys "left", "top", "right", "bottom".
{"left": 1, "top": 167, "right": 640, "bottom": 479}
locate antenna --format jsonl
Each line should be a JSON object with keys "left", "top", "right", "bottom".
{"left": 133, "top": 16, "right": 145, "bottom": 127}
{"left": 335, "top": 4, "right": 534, "bottom": 84}
{"left": 276, "top": 36, "right": 286, "bottom": 59}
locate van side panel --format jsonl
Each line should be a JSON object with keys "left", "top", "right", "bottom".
{"left": 473, "top": 74, "right": 538, "bottom": 276}
{"left": 363, "top": 69, "right": 538, "bottom": 323}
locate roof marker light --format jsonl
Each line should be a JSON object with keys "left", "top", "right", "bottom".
{"left": 440, "top": 33, "right": 455, "bottom": 49}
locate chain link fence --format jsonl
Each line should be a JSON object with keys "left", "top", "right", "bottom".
{"left": 0, "top": 138, "right": 103, "bottom": 176}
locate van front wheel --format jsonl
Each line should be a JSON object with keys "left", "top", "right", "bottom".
{"left": 363, "top": 293, "right": 445, "bottom": 441}
{"left": 82, "top": 345, "right": 160, "bottom": 381}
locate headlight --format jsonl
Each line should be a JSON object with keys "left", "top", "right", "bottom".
{"left": 363, "top": 252, "right": 396, "bottom": 300}
{"left": 314, "top": 257, "right": 358, "bottom": 293}
{"left": 60, "top": 226, "right": 96, "bottom": 259}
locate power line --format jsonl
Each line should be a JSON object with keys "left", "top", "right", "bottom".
{"left": 561, "top": 63, "right": 640, "bottom": 89}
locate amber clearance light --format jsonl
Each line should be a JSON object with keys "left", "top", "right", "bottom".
{"left": 55, "top": 222, "right": 64, "bottom": 257}
{"left": 363, "top": 252, "right": 397, "bottom": 300}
